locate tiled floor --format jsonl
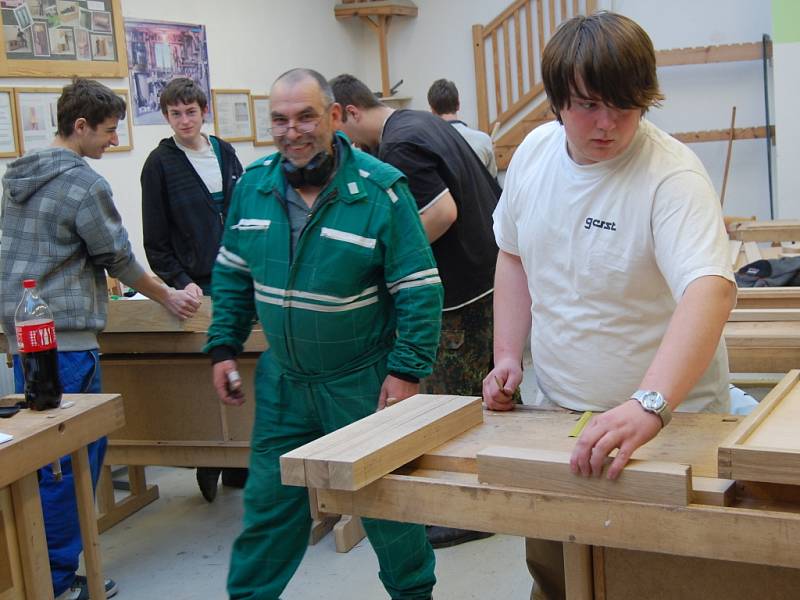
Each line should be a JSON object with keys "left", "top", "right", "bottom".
{"left": 97, "top": 466, "right": 532, "bottom": 599}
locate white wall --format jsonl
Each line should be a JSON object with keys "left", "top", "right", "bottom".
{"left": 0, "top": 0, "right": 782, "bottom": 267}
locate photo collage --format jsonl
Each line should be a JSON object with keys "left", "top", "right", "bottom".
{"left": 2, "top": 0, "right": 115, "bottom": 61}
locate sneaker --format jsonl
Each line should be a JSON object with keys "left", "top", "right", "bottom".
{"left": 55, "top": 575, "right": 118, "bottom": 599}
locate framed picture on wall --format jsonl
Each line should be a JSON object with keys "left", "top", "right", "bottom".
{"left": 105, "top": 88, "right": 132, "bottom": 152}
{"left": 0, "top": 0, "right": 127, "bottom": 77}
{"left": 14, "top": 87, "right": 60, "bottom": 154}
{"left": 250, "top": 94, "right": 273, "bottom": 147}
{"left": 0, "top": 87, "right": 20, "bottom": 157}
{"left": 212, "top": 89, "right": 253, "bottom": 143}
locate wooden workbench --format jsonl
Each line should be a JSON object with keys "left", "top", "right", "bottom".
{"left": 0, "top": 394, "right": 124, "bottom": 600}
{"left": 309, "top": 405, "right": 800, "bottom": 599}
{"left": 94, "top": 298, "right": 266, "bottom": 530}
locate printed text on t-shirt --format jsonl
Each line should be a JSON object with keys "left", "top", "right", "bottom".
{"left": 584, "top": 217, "right": 617, "bottom": 231}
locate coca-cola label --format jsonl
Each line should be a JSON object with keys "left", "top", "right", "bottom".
{"left": 16, "top": 320, "right": 57, "bottom": 352}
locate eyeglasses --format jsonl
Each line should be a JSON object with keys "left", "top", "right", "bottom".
{"left": 268, "top": 118, "right": 322, "bottom": 137}
{"left": 268, "top": 105, "right": 331, "bottom": 137}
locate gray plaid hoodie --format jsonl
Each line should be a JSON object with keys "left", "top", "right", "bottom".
{"left": 1, "top": 147, "right": 145, "bottom": 353}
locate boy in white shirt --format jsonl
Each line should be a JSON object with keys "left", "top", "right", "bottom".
{"left": 141, "top": 77, "right": 245, "bottom": 502}
{"left": 482, "top": 12, "right": 736, "bottom": 600}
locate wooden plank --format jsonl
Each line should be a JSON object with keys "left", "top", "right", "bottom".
{"left": 718, "top": 370, "right": 800, "bottom": 482}
{"left": 736, "top": 287, "right": 800, "bottom": 309}
{"left": 473, "top": 25, "right": 490, "bottom": 133}
{"left": 656, "top": 42, "right": 764, "bottom": 67}
{"left": 334, "top": 1, "right": 417, "bottom": 19}
{"left": 691, "top": 477, "right": 735, "bottom": 507}
{"left": 727, "top": 346, "right": 800, "bottom": 374}
{"left": 514, "top": 8, "right": 524, "bottom": 98}
{"left": 724, "top": 321, "right": 800, "bottom": 347}
{"left": 476, "top": 447, "right": 691, "bottom": 505}
{"left": 728, "top": 308, "right": 800, "bottom": 322}
{"left": 107, "top": 441, "right": 250, "bottom": 468}
{"left": 503, "top": 19, "right": 513, "bottom": 107}
{"left": 334, "top": 515, "right": 366, "bottom": 553}
{"left": 317, "top": 469, "right": 800, "bottom": 570}
{"left": 105, "top": 298, "right": 211, "bottom": 333}
{"left": 592, "top": 546, "right": 606, "bottom": 600}
{"left": 280, "top": 394, "right": 482, "bottom": 490}
{"left": 0, "top": 487, "right": 24, "bottom": 600}
{"left": 671, "top": 125, "right": 772, "bottom": 144}
{"left": 729, "top": 219, "right": 800, "bottom": 243}
{"left": 563, "top": 543, "right": 593, "bottom": 600}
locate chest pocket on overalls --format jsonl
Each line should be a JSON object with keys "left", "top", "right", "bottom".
{"left": 310, "top": 227, "right": 378, "bottom": 296}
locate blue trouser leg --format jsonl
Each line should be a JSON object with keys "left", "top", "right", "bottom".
{"left": 227, "top": 352, "right": 435, "bottom": 600}
{"left": 14, "top": 349, "right": 105, "bottom": 597}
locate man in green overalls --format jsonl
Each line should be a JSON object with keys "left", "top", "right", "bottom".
{"left": 205, "top": 68, "right": 443, "bottom": 600}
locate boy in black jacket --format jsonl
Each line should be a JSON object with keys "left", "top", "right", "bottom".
{"left": 141, "top": 77, "right": 246, "bottom": 501}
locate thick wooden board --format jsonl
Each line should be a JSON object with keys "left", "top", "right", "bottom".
{"left": 719, "top": 370, "right": 800, "bottom": 484}
{"left": 477, "top": 447, "right": 691, "bottom": 505}
{"left": 280, "top": 394, "right": 483, "bottom": 490}
{"left": 413, "top": 408, "right": 739, "bottom": 478}
{"left": 735, "top": 287, "right": 800, "bottom": 309}
{"left": 729, "top": 219, "right": 800, "bottom": 243}
{"left": 105, "top": 298, "right": 211, "bottom": 333}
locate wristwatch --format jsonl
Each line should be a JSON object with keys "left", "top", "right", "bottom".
{"left": 630, "top": 390, "right": 672, "bottom": 428}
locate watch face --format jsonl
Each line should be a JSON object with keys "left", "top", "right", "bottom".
{"left": 642, "top": 392, "right": 664, "bottom": 411}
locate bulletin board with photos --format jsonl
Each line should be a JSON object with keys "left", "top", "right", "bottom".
{"left": 0, "top": 0, "right": 127, "bottom": 77}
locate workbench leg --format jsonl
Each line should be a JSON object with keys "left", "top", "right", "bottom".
{"left": 307, "top": 488, "right": 338, "bottom": 546}
{"left": 333, "top": 515, "right": 366, "bottom": 553}
{"left": 72, "top": 447, "right": 105, "bottom": 600}
{"left": 10, "top": 472, "right": 53, "bottom": 600}
{"left": 591, "top": 546, "right": 605, "bottom": 600}
{"left": 96, "top": 465, "right": 159, "bottom": 534}
{"left": 563, "top": 542, "right": 594, "bottom": 600}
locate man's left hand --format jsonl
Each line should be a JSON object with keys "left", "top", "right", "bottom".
{"left": 377, "top": 375, "right": 419, "bottom": 410}
{"left": 570, "top": 399, "right": 662, "bottom": 480}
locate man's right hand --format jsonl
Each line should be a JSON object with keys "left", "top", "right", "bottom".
{"left": 482, "top": 358, "right": 522, "bottom": 411}
{"left": 212, "top": 359, "right": 246, "bottom": 406}
{"left": 165, "top": 287, "right": 201, "bottom": 319}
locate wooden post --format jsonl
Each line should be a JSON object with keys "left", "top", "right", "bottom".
{"left": 473, "top": 24, "right": 490, "bottom": 132}
{"left": 10, "top": 473, "right": 52, "bottom": 600}
{"left": 378, "top": 16, "right": 391, "bottom": 98}
{"left": 72, "top": 448, "right": 105, "bottom": 600}
{"left": 720, "top": 106, "right": 737, "bottom": 207}
{"left": 563, "top": 543, "right": 593, "bottom": 600}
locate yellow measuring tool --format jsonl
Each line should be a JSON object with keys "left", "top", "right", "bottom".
{"left": 569, "top": 411, "right": 593, "bottom": 438}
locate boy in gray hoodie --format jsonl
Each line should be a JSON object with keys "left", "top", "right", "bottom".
{"left": 0, "top": 79, "right": 199, "bottom": 600}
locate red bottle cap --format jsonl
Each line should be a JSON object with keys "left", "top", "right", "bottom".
{"left": 23, "top": 279, "right": 36, "bottom": 289}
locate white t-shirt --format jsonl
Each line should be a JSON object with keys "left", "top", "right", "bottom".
{"left": 174, "top": 135, "right": 223, "bottom": 195}
{"left": 450, "top": 121, "right": 498, "bottom": 177}
{"left": 494, "top": 119, "right": 734, "bottom": 413}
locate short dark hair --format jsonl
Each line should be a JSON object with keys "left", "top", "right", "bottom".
{"left": 160, "top": 77, "right": 208, "bottom": 114}
{"left": 57, "top": 79, "right": 126, "bottom": 137}
{"left": 329, "top": 74, "right": 382, "bottom": 122}
{"left": 542, "top": 11, "right": 664, "bottom": 123}
{"left": 427, "top": 79, "right": 460, "bottom": 115}
{"left": 272, "top": 68, "right": 334, "bottom": 106}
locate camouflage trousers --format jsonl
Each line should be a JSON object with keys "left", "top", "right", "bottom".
{"left": 420, "top": 293, "right": 493, "bottom": 397}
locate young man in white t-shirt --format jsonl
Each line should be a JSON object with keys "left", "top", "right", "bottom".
{"left": 482, "top": 12, "right": 736, "bottom": 600}
{"left": 141, "top": 77, "right": 245, "bottom": 502}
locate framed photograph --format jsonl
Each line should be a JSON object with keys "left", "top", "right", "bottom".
{"left": 90, "top": 32, "right": 112, "bottom": 59}
{"left": 0, "top": 88, "right": 20, "bottom": 157}
{"left": 250, "top": 94, "right": 273, "bottom": 147}
{"left": 212, "top": 89, "right": 253, "bottom": 143}
{"left": 13, "top": 4, "right": 33, "bottom": 30}
{"left": 105, "top": 88, "right": 132, "bottom": 152}
{"left": 91, "top": 9, "right": 110, "bottom": 32}
{"left": 31, "top": 21, "right": 50, "bottom": 56}
{"left": 0, "top": 0, "right": 127, "bottom": 77}
{"left": 124, "top": 19, "right": 211, "bottom": 126}
{"left": 74, "top": 26, "right": 90, "bottom": 59}
{"left": 14, "top": 87, "right": 60, "bottom": 154}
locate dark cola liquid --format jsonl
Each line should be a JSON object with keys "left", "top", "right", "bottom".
{"left": 20, "top": 348, "right": 62, "bottom": 410}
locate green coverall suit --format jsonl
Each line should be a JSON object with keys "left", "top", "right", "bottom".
{"left": 205, "top": 133, "right": 444, "bottom": 600}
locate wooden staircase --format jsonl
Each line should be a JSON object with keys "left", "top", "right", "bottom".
{"left": 473, "top": 3, "right": 773, "bottom": 170}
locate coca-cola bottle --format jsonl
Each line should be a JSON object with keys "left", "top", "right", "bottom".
{"left": 14, "top": 279, "right": 62, "bottom": 410}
